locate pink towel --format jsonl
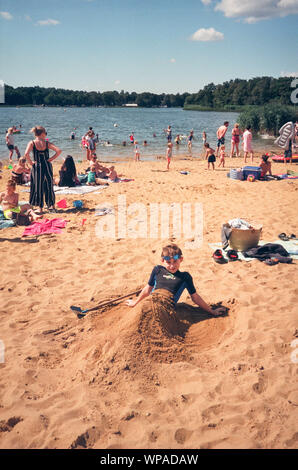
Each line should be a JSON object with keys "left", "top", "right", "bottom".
{"left": 22, "top": 218, "right": 68, "bottom": 236}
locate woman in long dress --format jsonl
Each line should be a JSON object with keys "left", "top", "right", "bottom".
{"left": 25, "top": 126, "right": 61, "bottom": 213}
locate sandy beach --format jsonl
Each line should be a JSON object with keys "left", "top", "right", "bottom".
{"left": 0, "top": 153, "right": 297, "bottom": 449}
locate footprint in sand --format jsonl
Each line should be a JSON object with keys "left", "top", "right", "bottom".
{"left": 174, "top": 428, "right": 193, "bottom": 444}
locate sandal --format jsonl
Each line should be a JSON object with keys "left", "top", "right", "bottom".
{"left": 278, "top": 233, "right": 289, "bottom": 241}
{"left": 290, "top": 234, "right": 297, "bottom": 240}
{"left": 212, "top": 249, "right": 227, "bottom": 264}
{"left": 264, "top": 258, "right": 279, "bottom": 266}
{"left": 227, "top": 249, "right": 239, "bottom": 261}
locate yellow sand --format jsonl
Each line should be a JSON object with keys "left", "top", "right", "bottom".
{"left": 0, "top": 153, "right": 297, "bottom": 449}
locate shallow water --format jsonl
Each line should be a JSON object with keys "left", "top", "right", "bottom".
{"left": 0, "top": 106, "right": 278, "bottom": 163}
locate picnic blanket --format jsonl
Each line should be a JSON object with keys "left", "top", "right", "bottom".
{"left": 22, "top": 218, "right": 68, "bottom": 237}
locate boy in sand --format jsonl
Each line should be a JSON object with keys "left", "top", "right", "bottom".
{"left": 125, "top": 244, "right": 225, "bottom": 316}
{"left": 216, "top": 121, "right": 229, "bottom": 157}
{"left": 0, "top": 179, "right": 42, "bottom": 222}
{"left": 166, "top": 142, "right": 173, "bottom": 170}
{"left": 204, "top": 143, "right": 216, "bottom": 170}
{"left": 218, "top": 144, "right": 226, "bottom": 168}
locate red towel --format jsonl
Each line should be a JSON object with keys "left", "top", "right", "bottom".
{"left": 22, "top": 218, "right": 68, "bottom": 236}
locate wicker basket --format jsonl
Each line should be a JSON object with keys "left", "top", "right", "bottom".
{"left": 229, "top": 224, "right": 262, "bottom": 251}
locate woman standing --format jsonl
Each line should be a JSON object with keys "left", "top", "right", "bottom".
{"left": 230, "top": 123, "right": 241, "bottom": 158}
{"left": 25, "top": 126, "right": 61, "bottom": 213}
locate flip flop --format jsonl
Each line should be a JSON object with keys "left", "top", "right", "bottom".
{"left": 264, "top": 258, "right": 279, "bottom": 266}
{"left": 278, "top": 233, "right": 289, "bottom": 241}
{"left": 212, "top": 249, "right": 227, "bottom": 264}
{"left": 290, "top": 234, "right": 297, "bottom": 240}
{"left": 227, "top": 249, "right": 239, "bottom": 261}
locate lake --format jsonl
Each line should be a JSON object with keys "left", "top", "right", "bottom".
{"left": 0, "top": 106, "right": 276, "bottom": 162}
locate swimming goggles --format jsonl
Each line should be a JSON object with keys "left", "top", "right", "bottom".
{"left": 162, "top": 254, "right": 181, "bottom": 261}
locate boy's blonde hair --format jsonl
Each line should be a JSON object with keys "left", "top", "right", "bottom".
{"left": 161, "top": 244, "right": 182, "bottom": 258}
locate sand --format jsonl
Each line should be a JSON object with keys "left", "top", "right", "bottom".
{"left": 0, "top": 153, "right": 297, "bottom": 449}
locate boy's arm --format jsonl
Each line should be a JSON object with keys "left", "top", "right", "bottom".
{"left": 125, "top": 284, "right": 153, "bottom": 307}
{"left": 191, "top": 292, "right": 225, "bottom": 316}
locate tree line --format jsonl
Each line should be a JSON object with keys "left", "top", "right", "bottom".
{"left": 3, "top": 85, "right": 190, "bottom": 107}
{"left": 2, "top": 77, "right": 295, "bottom": 108}
{"left": 184, "top": 77, "right": 295, "bottom": 108}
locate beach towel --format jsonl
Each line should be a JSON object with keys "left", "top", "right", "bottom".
{"left": 22, "top": 184, "right": 106, "bottom": 195}
{"left": 0, "top": 208, "right": 16, "bottom": 229}
{"left": 209, "top": 240, "right": 298, "bottom": 262}
{"left": 22, "top": 218, "right": 68, "bottom": 237}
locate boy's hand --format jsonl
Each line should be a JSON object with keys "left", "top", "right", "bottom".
{"left": 211, "top": 307, "right": 226, "bottom": 316}
{"left": 125, "top": 299, "right": 137, "bottom": 308}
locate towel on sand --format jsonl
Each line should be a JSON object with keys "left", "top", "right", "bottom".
{"left": 22, "top": 218, "right": 68, "bottom": 236}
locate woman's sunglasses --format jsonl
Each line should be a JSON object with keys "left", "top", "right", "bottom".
{"left": 162, "top": 254, "right": 181, "bottom": 261}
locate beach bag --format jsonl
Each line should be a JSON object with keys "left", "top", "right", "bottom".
{"left": 229, "top": 223, "right": 262, "bottom": 251}
{"left": 16, "top": 213, "right": 31, "bottom": 226}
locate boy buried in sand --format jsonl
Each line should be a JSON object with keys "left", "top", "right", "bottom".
{"left": 125, "top": 243, "right": 225, "bottom": 316}
{"left": 204, "top": 143, "right": 216, "bottom": 170}
{"left": 0, "top": 179, "right": 42, "bottom": 222}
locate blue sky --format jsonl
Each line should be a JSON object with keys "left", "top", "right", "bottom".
{"left": 0, "top": 0, "right": 297, "bottom": 93}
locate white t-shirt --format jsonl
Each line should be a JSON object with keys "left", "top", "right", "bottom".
{"left": 6, "top": 133, "right": 14, "bottom": 145}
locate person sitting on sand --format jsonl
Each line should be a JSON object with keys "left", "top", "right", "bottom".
{"left": 108, "top": 166, "right": 118, "bottom": 182}
{"left": 0, "top": 179, "right": 42, "bottom": 222}
{"left": 56, "top": 155, "right": 79, "bottom": 187}
{"left": 11, "top": 157, "right": 31, "bottom": 185}
{"left": 125, "top": 243, "right": 226, "bottom": 316}
{"left": 259, "top": 155, "right": 272, "bottom": 178}
{"left": 218, "top": 144, "right": 226, "bottom": 168}
{"left": 86, "top": 154, "right": 109, "bottom": 178}
{"left": 87, "top": 165, "right": 97, "bottom": 185}
{"left": 204, "top": 143, "right": 216, "bottom": 170}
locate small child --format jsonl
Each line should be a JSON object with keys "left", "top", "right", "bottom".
{"left": 134, "top": 141, "right": 140, "bottom": 161}
{"left": 108, "top": 166, "right": 118, "bottom": 182}
{"left": 166, "top": 142, "right": 173, "bottom": 170}
{"left": 11, "top": 157, "right": 30, "bottom": 184}
{"left": 0, "top": 179, "right": 42, "bottom": 222}
{"left": 87, "top": 165, "right": 97, "bottom": 185}
{"left": 204, "top": 143, "right": 216, "bottom": 170}
{"left": 218, "top": 144, "right": 225, "bottom": 168}
{"left": 125, "top": 243, "right": 226, "bottom": 316}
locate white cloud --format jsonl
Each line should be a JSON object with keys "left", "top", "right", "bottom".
{"left": 201, "top": 0, "right": 212, "bottom": 4}
{"left": 215, "top": 0, "right": 298, "bottom": 23}
{"left": 281, "top": 71, "right": 298, "bottom": 77}
{"left": 0, "top": 11, "right": 13, "bottom": 20}
{"left": 170, "top": 58, "right": 176, "bottom": 63}
{"left": 36, "top": 19, "right": 60, "bottom": 26}
{"left": 114, "top": 80, "right": 120, "bottom": 85}
{"left": 190, "top": 27, "right": 224, "bottom": 42}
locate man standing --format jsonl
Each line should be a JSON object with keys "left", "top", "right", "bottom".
{"left": 216, "top": 121, "right": 229, "bottom": 157}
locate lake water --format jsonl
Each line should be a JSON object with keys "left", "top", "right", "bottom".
{"left": 0, "top": 106, "right": 277, "bottom": 163}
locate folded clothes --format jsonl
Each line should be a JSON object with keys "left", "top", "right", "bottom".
{"left": 22, "top": 218, "right": 68, "bottom": 236}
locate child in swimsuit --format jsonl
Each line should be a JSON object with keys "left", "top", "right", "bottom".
{"left": 166, "top": 142, "right": 173, "bottom": 170}
{"left": 108, "top": 166, "right": 118, "bottom": 182}
{"left": 11, "top": 157, "right": 30, "bottom": 184}
{"left": 0, "top": 179, "right": 42, "bottom": 222}
{"left": 218, "top": 144, "right": 225, "bottom": 168}
{"left": 204, "top": 143, "right": 216, "bottom": 170}
{"left": 125, "top": 243, "right": 226, "bottom": 316}
{"left": 134, "top": 141, "right": 140, "bottom": 161}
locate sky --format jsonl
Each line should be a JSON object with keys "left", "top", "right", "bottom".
{"left": 0, "top": 0, "right": 298, "bottom": 94}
